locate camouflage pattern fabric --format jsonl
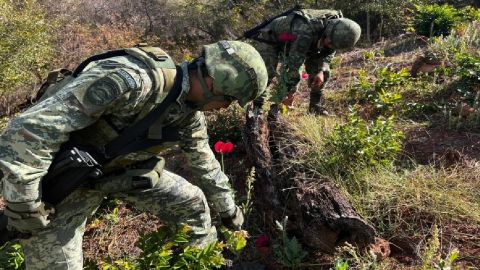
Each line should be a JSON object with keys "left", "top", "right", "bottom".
{"left": 251, "top": 9, "right": 338, "bottom": 104}
{"left": 0, "top": 52, "right": 234, "bottom": 268}
{"left": 20, "top": 170, "right": 215, "bottom": 270}
{"left": 203, "top": 41, "right": 268, "bottom": 106}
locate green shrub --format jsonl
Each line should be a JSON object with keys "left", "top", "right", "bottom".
{"left": 0, "top": 242, "right": 25, "bottom": 270}
{"left": 349, "top": 67, "right": 408, "bottom": 116}
{"left": 455, "top": 53, "right": 480, "bottom": 83}
{"left": 323, "top": 112, "right": 404, "bottom": 176}
{"left": 0, "top": 0, "right": 55, "bottom": 94}
{"left": 413, "top": 4, "right": 459, "bottom": 37}
{"left": 97, "top": 226, "right": 227, "bottom": 270}
{"left": 457, "top": 6, "right": 480, "bottom": 22}
{"left": 207, "top": 104, "right": 245, "bottom": 145}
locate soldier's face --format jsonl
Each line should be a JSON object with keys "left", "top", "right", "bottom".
{"left": 201, "top": 99, "right": 233, "bottom": 111}
{"left": 193, "top": 77, "right": 233, "bottom": 111}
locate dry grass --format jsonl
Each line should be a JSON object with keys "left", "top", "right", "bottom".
{"left": 355, "top": 166, "right": 480, "bottom": 235}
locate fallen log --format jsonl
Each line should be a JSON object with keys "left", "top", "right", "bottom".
{"left": 243, "top": 106, "right": 387, "bottom": 256}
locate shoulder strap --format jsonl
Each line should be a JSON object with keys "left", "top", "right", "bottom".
{"left": 241, "top": 5, "right": 301, "bottom": 39}
{"left": 101, "top": 66, "right": 183, "bottom": 159}
{"left": 72, "top": 50, "right": 129, "bottom": 77}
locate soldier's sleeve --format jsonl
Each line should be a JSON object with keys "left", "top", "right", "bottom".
{"left": 178, "top": 111, "right": 236, "bottom": 216}
{"left": 281, "top": 18, "right": 316, "bottom": 93}
{"left": 318, "top": 48, "right": 336, "bottom": 73}
{"left": 305, "top": 48, "right": 336, "bottom": 85}
{"left": 0, "top": 66, "right": 145, "bottom": 204}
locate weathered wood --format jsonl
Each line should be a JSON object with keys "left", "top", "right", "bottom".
{"left": 244, "top": 107, "right": 386, "bottom": 255}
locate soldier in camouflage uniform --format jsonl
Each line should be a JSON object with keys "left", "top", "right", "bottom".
{"left": 0, "top": 40, "right": 267, "bottom": 270}
{"left": 250, "top": 9, "right": 361, "bottom": 115}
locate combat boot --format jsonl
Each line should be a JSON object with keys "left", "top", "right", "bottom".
{"left": 308, "top": 91, "right": 329, "bottom": 115}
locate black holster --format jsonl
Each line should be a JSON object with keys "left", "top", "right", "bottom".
{"left": 41, "top": 146, "right": 104, "bottom": 205}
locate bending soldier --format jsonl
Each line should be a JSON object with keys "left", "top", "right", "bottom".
{"left": 248, "top": 8, "right": 361, "bottom": 115}
{"left": 0, "top": 40, "right": 267, "bottom": 269}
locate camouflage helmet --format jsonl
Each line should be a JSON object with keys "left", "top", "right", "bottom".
{"left": 202, "top": 40, "right": 268, "bottom": 106}
{"left": 324, "top": 18, "right": 361, "bottom": 50}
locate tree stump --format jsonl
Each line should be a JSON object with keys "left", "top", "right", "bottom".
{"left": 244, "top": 107, "right": 385, "bottom": 255}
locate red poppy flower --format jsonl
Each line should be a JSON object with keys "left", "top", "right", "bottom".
{"left": 301, "top": 72, "right": 309, "bottom": 80}
{"left": 214, "top": 141, "right": 234, "bottom": 154}
{"left": 214, "top": 141, "right": 225, "bottom": 153}
{"left": 278, "top": 32, "right": 297, "bottom": 42}
{"left": 255, "top": 235, "right": 270, "bottom": 248}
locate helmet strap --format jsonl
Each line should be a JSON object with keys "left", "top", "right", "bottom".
{"left": 191, "top": 58, "right": 228, "bottom": 109}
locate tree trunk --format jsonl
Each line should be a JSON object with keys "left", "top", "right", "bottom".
{"left": 366, "top": 11, "right": 371, "bottom": 44}
{"left": 243, "top": 107, "right": 386, "bottom": 255}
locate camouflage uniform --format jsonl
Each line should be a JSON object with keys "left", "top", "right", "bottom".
{"left": 250, "top": 9, "right": 345, "bottom": 111}
{"left": 0, "top": 48, "right": 236, "bottom": 269}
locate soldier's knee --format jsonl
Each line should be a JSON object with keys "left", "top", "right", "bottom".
{"left": 188, "top": 186, "right": 209, "bottom": 215}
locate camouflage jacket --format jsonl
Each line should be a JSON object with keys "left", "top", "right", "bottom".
{"left": 256, "top": 9, "right": 341, "bottom": 88}
{"left": 0, "top": 52, "right": 236, "bottom": 215}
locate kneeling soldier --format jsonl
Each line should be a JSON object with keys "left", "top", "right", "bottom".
{"left": 0, "top": 40, "right": 267, "bottom": 270}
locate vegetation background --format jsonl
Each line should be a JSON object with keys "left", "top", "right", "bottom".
{"left": 0, "top": 0, "right": 479, "bottom": 269}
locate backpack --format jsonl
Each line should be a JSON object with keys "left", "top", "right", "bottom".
{"left": 37, "top": 44, "right": 177, "bottom": 104}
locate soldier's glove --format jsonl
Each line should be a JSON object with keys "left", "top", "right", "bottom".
{"left": 4, "top": 200, "right": 55, "bottom": 234}
{"left": 220, "top": 206, "right": 244, "bottom": 231}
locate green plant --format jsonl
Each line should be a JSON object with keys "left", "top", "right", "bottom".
{"left": 374, "top": 68, "right": 410, "bottom": 92}
{"left": 455, "top": 53, "right": 480, "bottom": 83}
{"left": 324, "top": 111, "right": 404, "bottom": 178}
{"left": 0, "top": 0, "right": 55, "bottom": 94}
{"left": 105, "top": 207, "right": 120, "bottom": 224}
{"left": 207, "top": 104, "right": 245, "bottom": 145}
{"left": 0, "top": 242, "right": 25, "bottom": 270}
{"left": 457, "top": 6, "right": 480, "bottom": 23}
{"left": 220, "top": 228, "right": 247, "bottom": 259}
{"left": 274, "top": 216, "right": 307, "bottom": 269}
{"left": 333, "top": 260, "right": 349, "bottom": 270}
{"left": 373, "top": 89, "right": 402, "bottom": 115}
{"left": 333, "top": 243, "right": 379, "bottom": 270}
{"left": 349, "top": 69, "right": 372, "bottom": 101}
{"left": 413, "top": 4, "right": 459, "bottom": 37}
{"left": 97, "top": 224, "right": 249, "bottom": 270}
{"left": 421, "top": 225, "right": 460, "bottom": 270}
{"left": 349, "top": 67, "right": 408, "bottom": 108}
{"left": 241, "top": 167, "right": 256, "bottom": 223}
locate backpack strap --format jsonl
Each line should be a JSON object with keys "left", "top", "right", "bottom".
{"left": 72, "top": 50, "right": 129, "bottom": 77}
{"left": 101, "top": 66, "right": 184, "bottom": 159}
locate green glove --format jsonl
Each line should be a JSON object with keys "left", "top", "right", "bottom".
{"left": 220, "top": 206, "right": 244, "bottom": 231}
{"left": 4, "top": 201, "right": 55, "bottom": 234}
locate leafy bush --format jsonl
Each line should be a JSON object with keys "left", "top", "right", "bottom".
{"left": 97, "top": 226, "right": 227, "bottom": 269}
{"left": 206, "top": 104, "right": 245, "bottom": 145}
{"left": 0, "top": 242, "right": 25, "bottom": 270}
{"left": 421, "top": 225, "right": 459, "bottom": 270}
{"left": 95, "top": 225, "right": 248, "bottom": 270}
{"left": 455, "top": 53, "right": 480, "bottom": 84}
{"left": 323, "top": 112, "right": 404, "bottom": 176}
{"left": 413, "top": 4, "right": 459, "bottom": 37}
{"left": 0, "top": 0, "right": 55, "bottom": 94}
{"left": 274, "top": 217, "right": 307, "bottom": 269}
{"left": 413, "top": 4, "right": 480, "bottom": 38}
{"left": 374, "top": 67, "right": 410, "bottom": 92}
{"left": 349, "top": 67, "right": 408, "bottom": 110}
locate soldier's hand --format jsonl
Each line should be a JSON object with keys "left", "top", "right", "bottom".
{"left": 4, "top": 200, "right": 55, "bottom": 234}
{"left": 310, "top": 71, "right": 325, "bottom": 88}
{"left": 220, "top": 206, "right": 244, "bottom": 231}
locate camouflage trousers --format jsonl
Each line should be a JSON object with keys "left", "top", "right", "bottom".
{"left": 251, "top": 40, "right": 326, "bottom": 105}
{"left": 20, "top": 170, "right": 216, "bottom": 270}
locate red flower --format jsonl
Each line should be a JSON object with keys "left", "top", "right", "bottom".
{"left": 214, "top": 141, "right": 234, "bottom": 154}
{"left": 255, "top": 235, "right": 271, "bottom": 258}
{"left": 301, "top": 72, "right": 309, "bottom": 80}
{"left": 255, "top": 235, "right": 270, "bottom": 248}
{"left": 278, "top": 32, "right": 297, "bottom": 42}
